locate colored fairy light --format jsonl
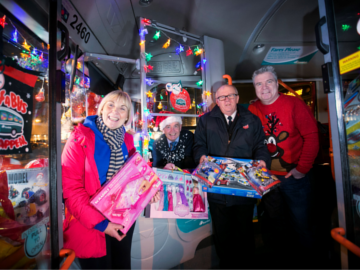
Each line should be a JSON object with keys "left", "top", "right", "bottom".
{"left": 160, "top": 94, "right": 163, "bottom": 100}
{"left": 195, "top": 48, "right": 203, "bottom": 56}
{"left": 139, "top": 40, "right": 145, "bottom": 46}
{"left": 0, "top": 15, "right": 7, "bottom": 28}
{"left": 153, "top": 31, "right": 161, "bottom": 40}
{"left": 139, "top": 28, "right": 148, "bottom": 37}
{"left": 12, "top": 29, "right": 18, "bottom": 42}
{"left": 141, "top": 18, "right": 151, "bottom": 25}
{"left": 47, "top": 44, "right": 50, "bottom": 50}
{"left": 205, "top": 91, "right": 211, "bottom": 97}
{"left": 32, "top": 47, "right": 37, "bottom": 55}
{"left": 158, "top": 102, "right": 162, "bottom": 109}
{"left": 203, "top": 59, "right": 207, "bottom": 64}
{"left": 196, "top": 80, "right": 203, "bottom": 86}
{"left": 147, "top": 65, "right": 153, "bottom": 71}
{"left": 145, "top": 78, "right": 154, "bottom": 85}
{"left": 176, "top": 45, "right": 184, "bottom": 54}
{"left": 145, "top": 52, "right": 153, "bottom": 61}
{"left": 146, "top": 90, "right": 153, "bottom": 98}
{"left": 342, "top": 24, "right": 351, "bottom": 31}
{"left": 144, "top": 109, "right": 150, "bottom": 116}
{"left": 39, "top": 52, "right": 43, "bottom": 61}
{"left": 22, "top": 40, "right": 31, "bottom": 51}
{"left": 196, "top": 61, "right": 201, "bottom": 69}
{"left": 358, "top": 46, "right": 360, "bottom": 50}
{"left": 197, "top": 105, "right": 201, "bottom": 109}
{"left": 193, "top": 46, "right": 200, "bottom": 55}
{"left": 163, "top": 39, "right": 171, "bottom": 49}
{"left": 186, "top": 47, "right": 193, "bottom": 56}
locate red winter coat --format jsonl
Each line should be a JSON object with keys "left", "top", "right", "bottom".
{"left": 62, "top": 121, "right": 135, "bottom": 258}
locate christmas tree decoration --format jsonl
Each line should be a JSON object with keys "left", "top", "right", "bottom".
{"left": 12, "top": 29, "right": 18, "bottom": 42}
{"left": 196, "top": 80, "right": 203, "bottom": 86}
{"left": 141, "top": 18, "right": 151, "bottom": 25}
{"left": 158, "top": 102, "right": 162, "bottom": 110}
{"left": 145, "top": 52, "right": 153, "bottom": 61}
{"left": 146, "top": 90, "right": 153, "bottom": 98}
{"left": 0, "top": 15, "right": 7, "bottom": 28}
{"left": 163, "top": 39, "right": 171, "bottom": 49}
{"left": 22, "top": 40, "right": 31, "bottom": 51}
{"left": 186, "top": 47, "right": 193, "bottom": 56}
{"left": 153, "top": 31, "right": 161, "bottom": 40}
{"left": 146, "top": 78, "right": 154, "bottom": 86}
{"left": 176, "top": 45, "right": 184, "bottom": 54}
{"left": 139, "top": 28, "right": 148, "bottom": 38}
{"left": 35, "top": 87, "right": 45, "bottom": 102}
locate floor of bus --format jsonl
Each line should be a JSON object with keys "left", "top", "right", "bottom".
{"left": 173, "top": 164, "right": 342, "bottom": 269}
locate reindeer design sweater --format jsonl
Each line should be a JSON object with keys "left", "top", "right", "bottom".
{"left": 248, "top": 94, "right": 319, "bottom": 174}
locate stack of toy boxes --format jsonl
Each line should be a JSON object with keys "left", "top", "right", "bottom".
{"left": 194, "top": 156, "right": 280, "bottom": 198}
{"left": 90, "top": 152, "right": 162, "bottom": 234}
{"left": 145, "top": 168, "right": 208, "bottom": 219}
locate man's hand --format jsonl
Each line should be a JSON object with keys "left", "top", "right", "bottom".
{"left": 149, "top": 190, "right": 161, "bottom": 204}
{"left": 285, "top": 168, "right": 305, "bottom": 179}
{"left": 104, "top": 222, "right": 126, "bottom": 241}
{"left": 164, "top": 163, "right": 176, "bottom": 170}
{"left": 256, "top": 160, "right": 266, "bottom": 168}
{"left": 199, "top": 155, "right": 207, "bottom": 164}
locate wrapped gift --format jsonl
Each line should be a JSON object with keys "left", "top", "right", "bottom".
{"left": 90, "top": 152, "right": 162, "bottom": 234}
{"left": 145, "top": 168, "right": 208, "bottom": 219}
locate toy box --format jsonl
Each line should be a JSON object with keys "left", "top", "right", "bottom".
{"left": 145, "top": 168, "right": 208, "bottom": 219}
{"left": 191, "top": 159, "right": 224, "bottom": 188}
{"left": 90, "top": 152, "right": 162, "bottom": 234}
{"left": 3, "top": 167, "right": 49, "bottom": 225}
{"left": 199, "top": 157, "right": 280, "bottom": 197}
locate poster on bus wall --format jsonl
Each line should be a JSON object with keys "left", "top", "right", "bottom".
{"left": 0, "top": 64, "right": 38, "bottom": 154}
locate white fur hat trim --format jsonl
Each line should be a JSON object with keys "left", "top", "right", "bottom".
{"left": 159, "top": 116, "right": 182, "bottom": 131}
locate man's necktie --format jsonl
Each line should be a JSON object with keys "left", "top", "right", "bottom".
{"left": 170, "top": 142, "right": 177, "bottom": 151}
{"left": 228, "top": 116, "right": 233, "bottom": 127}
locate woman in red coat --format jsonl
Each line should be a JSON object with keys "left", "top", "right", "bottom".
{"left": 62, "top": 90, "right": 156, "bottom": 269}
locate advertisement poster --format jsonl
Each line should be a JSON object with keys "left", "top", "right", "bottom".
{"left": 262, "top": 46, "right": 318, "bottom": 65}
{"left": 0, "top": 64, "right": 38, "bottom": 154}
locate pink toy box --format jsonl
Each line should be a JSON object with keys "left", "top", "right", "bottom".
{"left": 90, "top": 152, "right": 162, "bottom": 234}
{"left": 145, "top": 168, "right": 208, "bottom": 219}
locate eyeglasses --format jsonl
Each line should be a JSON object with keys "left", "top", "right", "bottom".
{"left": 216, "top": 94, "right": 238, "bottom": 101}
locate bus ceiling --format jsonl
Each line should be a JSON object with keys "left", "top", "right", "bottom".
{"left": 3, "top": 0, "right": 358, "bottom": 84}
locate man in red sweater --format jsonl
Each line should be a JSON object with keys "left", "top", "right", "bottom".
{"left": 248, "top": 66, "right": 319, "bottom": 267}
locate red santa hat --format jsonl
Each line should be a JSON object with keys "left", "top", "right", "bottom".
{"left": 155, "top": 111, "right": 182, "bottom": 131}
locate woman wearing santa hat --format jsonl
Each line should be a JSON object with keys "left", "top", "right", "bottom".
{"left": 152, "top": 113, "right": 195, "bottom": 170}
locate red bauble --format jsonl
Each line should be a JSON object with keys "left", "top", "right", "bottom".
{"left": 170, "top": 88, "right": 191, "bottom": 113}
{"left": 35, "top": 89, "right": 45, "bottom": 102}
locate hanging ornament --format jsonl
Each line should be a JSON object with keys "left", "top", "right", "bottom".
{"left": 186, "top": 47, "right": 193, "bottom": 56}
{"left": 0, "top": 15, "right": 7, "bottom": 28}
{"left": 153, "top": 31, "right": 161, "bottom": 40}
{"left": 22, "top": 40, "right": 31, "bottom": 51}
{"left": 145, "top": 52, "right": 153, "bottom": 61}
{"left": 170, "top": 88, "right": 191, "bottom": 113}
{"left": 146, "top": 90, "right": 153, "bottom": 98}
{"left": 145, "top": 78, "right": 154, "bottom": 85}
{"left": 163, "top": 39, "right": 171, "bottom": 49}
{"left": 196, "top": 80, "right": 203, "bottom": 87}
{"left": 176, "top": 45, "right": 184, "bottom": 54}
{"left": 158, "top": 102, "right": 162, "bottom": 110}
{"left": 141, "top": 18, "right": 151, "bottom": 25}
{"left": 166, "top": 81, "right": 182, "bottom": 95}
{"left": 35, "top": 80, "right": 45, "bottom": 102}
{"left": 12, "top": 29, "right": 18, "bottom": 42}
{"left": 139, "top": 40, "right": 145, "bottom": 46}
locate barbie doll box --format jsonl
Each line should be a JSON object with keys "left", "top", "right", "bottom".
{"left": 90, "top": 152, "right": 162, "bottom": 234}
{"left": 144, "top": 168, "right": 208, "bottom": 219}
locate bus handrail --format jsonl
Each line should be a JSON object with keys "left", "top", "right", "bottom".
{"left": 223, "top": 74, "right": 232, "bottom": 85}
{"left": 331, "top": 227, "right": 360, "bottom": 257}
{"left": 59, "top": 249, "right": 75, "bottom": 270}
{"left": 277, "top": 79, "right": 302, "bottom": 100}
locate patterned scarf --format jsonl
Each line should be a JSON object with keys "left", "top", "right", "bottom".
{"left": 96, "top": 116, "right": 125, "bottom": 180}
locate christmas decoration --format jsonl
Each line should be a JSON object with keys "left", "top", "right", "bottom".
{"left": 176, "top": 45, "right": 184, "bottom": 54}
{"left": 170, "top": 88, "right": 191, "bottom": 113}
{"left": 153, "top": 31, "right": 161, "bottom": 40}
{"left": 146, "top": 78, "right": 154, "bottom": 86}
{"left": 145, "top": 52, "right": 153, "bottom": 61}
{"left": 22, "top": 40, "right": 31, "bottom": 51}
{"left": 196, "top": 80, "right": 203, "bottom": 87}
{"left": 205, "top": 91, "right": 211, "bottom": 97}
{"left": 142, "top": 18, "right": 151, "bottom": 25}
{"left": 139, "top": 28, "right": 148, "bottom": 38}
{"left": 146, "top": 90, "right": 153, "bottom": 98}
{"left": 139, "top": 40, "right": 145, "bottom": 46}
{"left": 35, "top": 80, "right": 45, "bottom": 102}
{"left": 0, "top": 15, "right": 7, "bottom": 28}
{"left": 158, "top": 102, "right": 162, "bottom": 110}
{"left": 186, "top": 47, "right": 193, "bottom": 56}
{"left": 163, "top": 39, "right": 171, "bottom": 49}
{"left": 165, "top": 81, "right": 182, "bottom": 95}
{"left": 12, "top": 29, "right": 18, "bottom": 42}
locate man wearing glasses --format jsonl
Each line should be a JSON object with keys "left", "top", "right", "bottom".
{"left": 248, "top": 66, "right": 318, "bottom": 267}
{"left": 193, "top": 84, "right": 270, "bottom": 269}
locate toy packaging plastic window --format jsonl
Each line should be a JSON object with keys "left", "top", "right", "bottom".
{"left": 90, "top": 152, "right": 162, "bottom": 234}
{"left": 145, "top": 168, "right": 208, "bottom": 219}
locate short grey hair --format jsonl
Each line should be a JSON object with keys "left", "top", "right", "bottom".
{"left": 252, "top": 66, "right": 278, "bottom": 85}
{"left": 215, "top": 84, "right": 239, "bottom": 97}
